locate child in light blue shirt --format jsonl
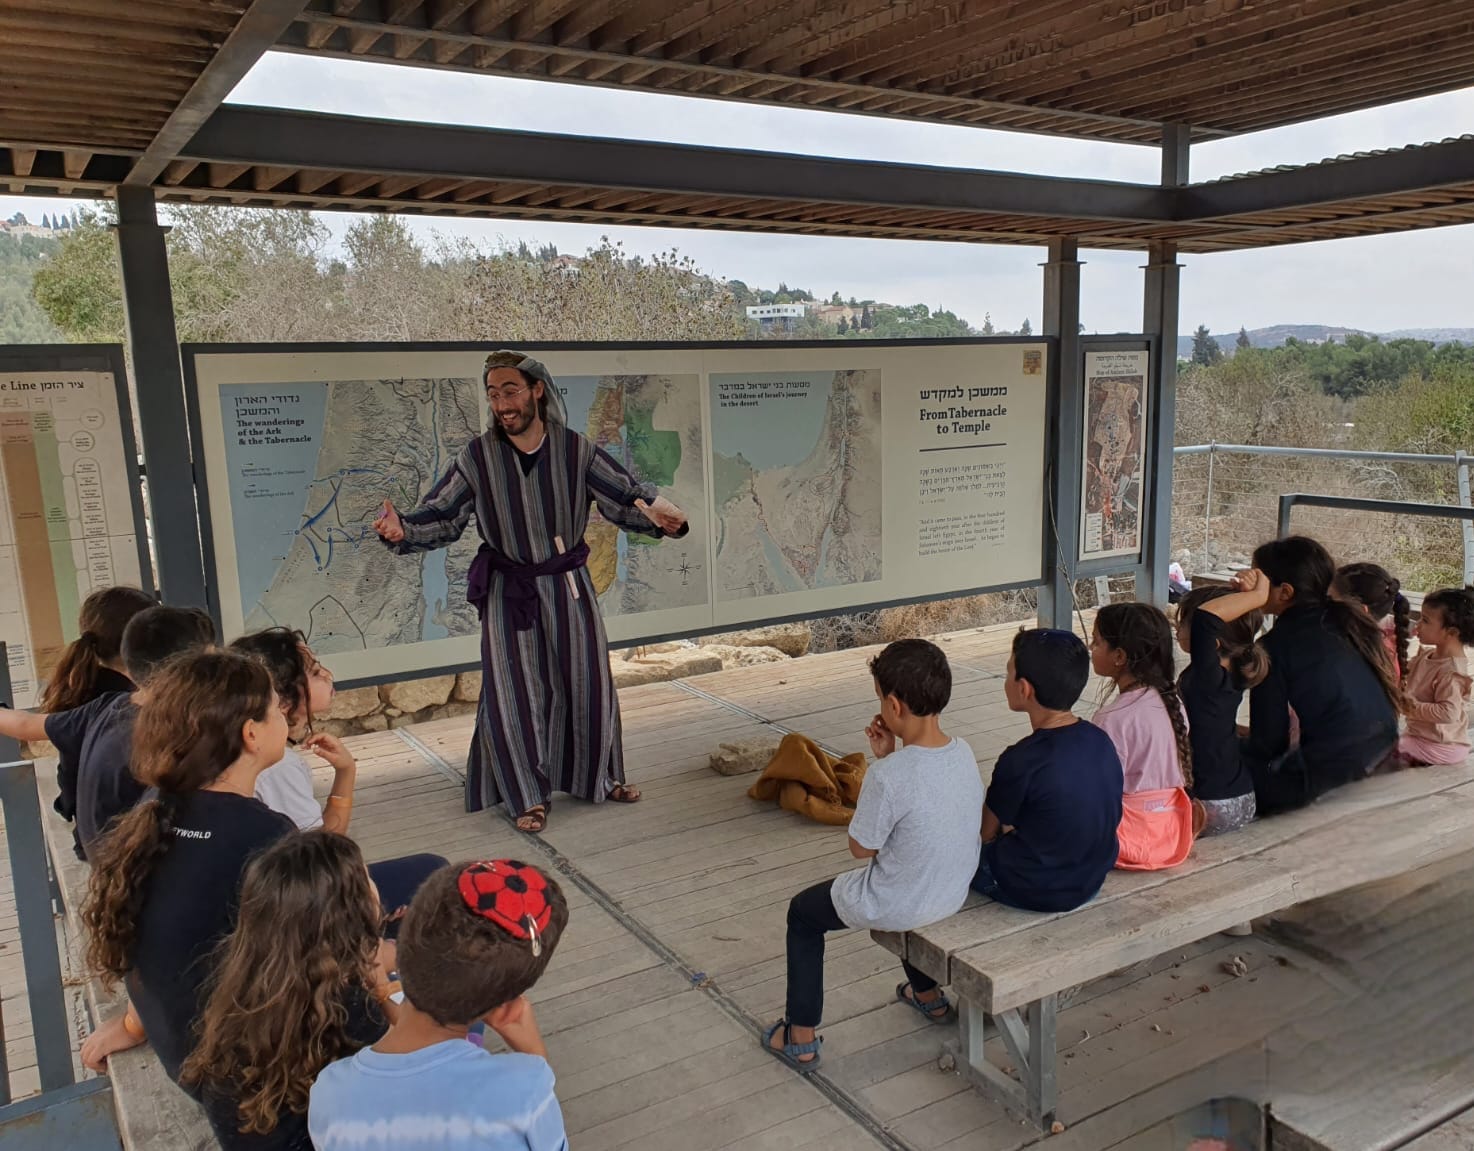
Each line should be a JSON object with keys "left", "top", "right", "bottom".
{"left": 310, "top": 860, "right": 570, "bottom": 1151}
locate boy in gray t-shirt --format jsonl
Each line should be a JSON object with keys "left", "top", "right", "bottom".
{"left": 765, "top": 639, "right": 983, "bottom": 1072}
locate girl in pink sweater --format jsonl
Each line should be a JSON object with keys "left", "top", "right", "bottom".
{"left": 1397, "top": 588, "right": 1474, "bottom": 766}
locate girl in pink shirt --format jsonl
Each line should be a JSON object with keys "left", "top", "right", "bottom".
{"left": 1091, "top": 603, "right": 1196, "bottom": 870}
{"left": 1397, "top": 588, "right": 1474, "bottom": 766}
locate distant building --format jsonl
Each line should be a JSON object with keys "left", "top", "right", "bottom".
{"left": 745, "top": 304, "right": 806, "bottom": 321}
{"left": 810, "top": 304, "right": 859, "bottom": 327}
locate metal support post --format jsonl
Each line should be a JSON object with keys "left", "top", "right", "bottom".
{"left": 1203, "top": 441, "right": 1216, "bottom": 563}
{"left": 1139, "top": 124, "right": 1188, "bottom": 606}
{"left": 114, "top": 186, "right": 207, "bottom": 608}
{"left": 1457, "top": 451, "right": 1473, "bottom": 587}
{"left": 1039, "top": 237, "right": 1083, "bottom": 629}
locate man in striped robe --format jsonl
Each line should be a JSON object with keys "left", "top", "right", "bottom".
{"left": 374, "top": 351, "right": 689, "bottom": 833}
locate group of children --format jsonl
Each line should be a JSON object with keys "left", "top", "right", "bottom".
{"left": 1, "top": 530, "right": 1468, "bottom": 1142}
{"left": 0, "top": 594, "right": 573, "bottom": 1150}
{"left": 767, "top": 534, "right": 1473, "bottom": 1070}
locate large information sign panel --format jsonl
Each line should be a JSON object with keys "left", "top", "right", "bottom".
{"left": 0, "top": 349, "right": 149, "bottom": 708}
{"left": 187, "top": 341, "right": 1048, "bottom": 684}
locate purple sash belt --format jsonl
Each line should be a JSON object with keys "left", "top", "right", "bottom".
{"left": 467, "top": 540, "right": 591, "bottom": 629}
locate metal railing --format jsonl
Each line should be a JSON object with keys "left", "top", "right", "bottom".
{"left": 1172, "top": 443, "right": 1474, "bottom": 587}
{"left": 0, "top": 644, "right": 119, "bottom": 1146}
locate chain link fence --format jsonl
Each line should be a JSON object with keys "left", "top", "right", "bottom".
{"left": 1171, "top": 444, "right": 1474, "bottom": 591}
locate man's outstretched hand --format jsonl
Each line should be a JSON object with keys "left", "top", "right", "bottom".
{"left": 634, "top": 495, "right": 687, "bottom": 536}
{"left": 373, "top": 499, "right": 404, "bottom": 543}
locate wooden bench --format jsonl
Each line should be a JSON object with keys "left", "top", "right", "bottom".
{"left": 873, "top": 761, "right": 1474, "bottom": 1131}
{"left": 34, "top": 768, "right": 219, "bottom": 1151}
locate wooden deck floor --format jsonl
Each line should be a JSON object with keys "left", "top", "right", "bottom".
{"left": 6, "top": 619, "right": 1474, "bottom": 1150}
{"left": 344, "top": 623, "right": 1330, "bottom": 1151}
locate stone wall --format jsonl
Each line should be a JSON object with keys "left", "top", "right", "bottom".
{"left": 311, "top": 623, "right": 812, "bottom": 736}
{"left": 17, "top": 623, "right": 814, "bottom": 757}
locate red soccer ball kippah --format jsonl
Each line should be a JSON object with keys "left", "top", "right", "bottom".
{"left": 457, "top": 860, "right": 553, "bottom": 954}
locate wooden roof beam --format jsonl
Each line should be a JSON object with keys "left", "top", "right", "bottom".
{"left": 125, "top": 0, "right": 311, "bottom": 186}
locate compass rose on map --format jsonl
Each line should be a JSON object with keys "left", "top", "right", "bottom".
{"left": 666, "top": 551, "right": 703, "bottom": 587}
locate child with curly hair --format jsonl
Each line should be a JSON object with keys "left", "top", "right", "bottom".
{"left": 1397, "top": 588, "right": 1474, "bottom": 766}
{"left": 183, "top": 832, "right": 395, "bottom": 1147}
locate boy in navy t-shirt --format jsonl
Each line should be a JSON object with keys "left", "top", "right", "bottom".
{"left": 976, "top": 629, "right": 1124, "bottom": 912}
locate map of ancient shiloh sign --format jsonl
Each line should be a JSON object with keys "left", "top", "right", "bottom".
{"left": 709, "top": 369, "right": 883, "bottom": 602}
{"left": 1080, "top": 349, "right": 1149, "bottom": 561}
{"left": 0, "top": 369, "right": 145, "bottom": 708}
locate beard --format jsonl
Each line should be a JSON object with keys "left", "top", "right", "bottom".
{"left": 493, "top": 393, "right": 540, "bottom": 438}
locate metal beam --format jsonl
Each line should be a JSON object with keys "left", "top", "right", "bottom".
{"left": 1038, "top": 237, "right": 1082, "bottom": 631}
{"left": 179, "top": 105, "right": 1176, "bottom": 223}
{"left": 124, "top": 0, "right": 310, "bottom": 186}
{"left": 114, "top": 187, "right": 209, "bottom": 608}
{"left": 1179, "top": 134, "right": 1474, "bottom": 219}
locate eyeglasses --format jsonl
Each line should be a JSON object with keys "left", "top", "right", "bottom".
{"left": 486, "top": 384, "right": 531, "bottom": 402}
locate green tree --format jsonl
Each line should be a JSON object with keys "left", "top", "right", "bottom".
{"left": 980, "top": 312, "right": 995, "bottom": 336}
{"left": 860, "top": 304, "right": 873, "bottom": 330}
{"left": 1236, "top": 327, "right": 1252, "bottom": 350}
{"left": 836, "top": 316, "right": 849, "bottom": 334}
{"left": 1191, "top": 324, "right": 1223, "bottom": 366}
{"left": 0, "top": 232, "right": 63, "bottom": 343}
{"left": 1019, "top": 317, "right": 1032, "bottom": 336}
{"left": 31, "top": 209, "right": 124, "bottom": 343}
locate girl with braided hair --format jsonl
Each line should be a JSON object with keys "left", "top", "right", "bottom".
{"left": 1091, "top": 603, "right": 1197, "bottom": 870}
{"left": 1332, "top": 562, "right": 1412, "bottom": 682}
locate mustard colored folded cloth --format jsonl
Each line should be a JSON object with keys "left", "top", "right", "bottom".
{"left": 747, "top": 733, "right": 867, "bottom": 826}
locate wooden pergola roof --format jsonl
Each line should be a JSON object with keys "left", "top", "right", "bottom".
{"left": 4, "top": 1, "right": 1474, "bottom": 252}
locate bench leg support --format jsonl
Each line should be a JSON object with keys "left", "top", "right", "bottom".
{"left": 958, "top": 996, "right": 1058, "bottom": 1130}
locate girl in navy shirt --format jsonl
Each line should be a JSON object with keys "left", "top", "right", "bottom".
{"left": 1175, "top": 585, "right": 1270, "bottom": 834}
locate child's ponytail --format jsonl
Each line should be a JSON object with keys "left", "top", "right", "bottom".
{"left": 82, "top": 799, "right": 174, "bottom": 984}
{"left": 39, "top": 587, "right": 154, "bottom": 712}
{"left": 81, "top": 650, "right": 276, "bottom": 984}
{"left": 1391, "top": 590, "right": 1412, "bottom": 683}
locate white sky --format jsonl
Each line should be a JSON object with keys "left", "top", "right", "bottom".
{"left": 5, "top": 50, "right": 1474, "bottom": 335}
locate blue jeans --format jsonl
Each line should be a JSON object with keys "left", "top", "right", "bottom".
{"left": 369, "top": 853, "right": 447, "bottom": 937}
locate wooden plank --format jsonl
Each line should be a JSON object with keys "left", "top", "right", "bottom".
{"left": 953, "top": 860, "right": 1293, "bottom": 1013}
{"left": 1261, "top": 853, "right": 1474, "bottom": 1151}
{"left": 1402, "top": 1108, "right": 1474, "bottom": 1150}
{"left": 952, "top": 789, "right": 1474, "bottom": 1014}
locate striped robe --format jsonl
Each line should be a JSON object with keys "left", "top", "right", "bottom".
{"left": 388, "top": 425, "right": 665, "bottom": 817}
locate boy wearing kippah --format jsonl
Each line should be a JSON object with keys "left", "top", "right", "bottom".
{"left": 309, "top": 860, "right": 570, "bottom": 1151}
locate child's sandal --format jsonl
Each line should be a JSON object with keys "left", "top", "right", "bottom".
{"left": 896, "top": 982, "right": 954, "bottom": 1023}
{"left": 762, "top": 1019, "right": 822, "bottom": 1073}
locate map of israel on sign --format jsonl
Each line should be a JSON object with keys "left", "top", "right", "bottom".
{"left": 710, "top": 369, "right": 883, "bottom": 602}
{"left": 224, "top": 378, "right": 482, "bottom": 657}
{"left": 558, "top": 373, "right": 708, "bottom": 618}
{"left": 0, "top": 370, "right": 145, "bottom": 708}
